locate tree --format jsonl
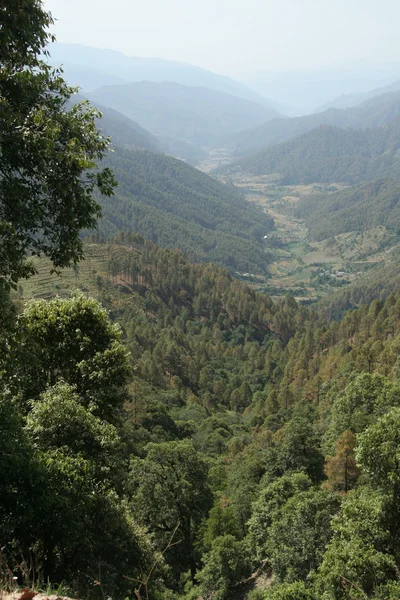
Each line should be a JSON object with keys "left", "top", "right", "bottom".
{"left": 264, "top": 413, "right": 324, "bottom": 483}
{"left": 196, "top": 535, "right": 250, "bottom": 600}
{"left": 262, "top": 581, "right": 316, "bottom": 600}
{"left": 0, "top": 0, "right": 115, "bottom": 289}
{"left": 128, "top": 439, "right": 212, "bottom": 585}
{"left": 266, "top": 488, "right": 340, "bottom": 582}
{"left": 357, "top": 407, "right": 400, "bottom": 548}
{"left": 325, "top": 373, "right": 400, "bottom": 451}
{"left": 10, "top": 294, "right": 130, "bottom": 420}
{"left": 315, "top": 487, "right": 396, "bottom": 599}
{"left": 247, "top": 471, "right": 312, "bottom": 563}
{"left": 324, "top": 430, "right": 360, "bottom": 493}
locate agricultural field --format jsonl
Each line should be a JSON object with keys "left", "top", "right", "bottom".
{"left": 222, "top": 174, "right": 400, "bottom": 303}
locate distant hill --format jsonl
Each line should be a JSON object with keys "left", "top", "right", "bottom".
{"left": 93, "top": 148, "right": 274, "bottom": 273}
{"left": 95, "top": 102, "right": 162, "bottom": 152}
{"left": 223, "top": 89, "right": 400, "bottom": 156}
{"left": 315, "top": 79, "right": 400, "bottom": 112}
{"left": 48, "top": 43, "right": 278, "bottom": 109}
{"left": 294, "top": 178, "right": 400, "bottom": 241}
{"left": 240, "top": 67, "right": 400, "bottom": 114}
{"left": 220, "top": 119, "right": 400, "bottom": 184}
{"left": 70, "top": 93, "right": 163, "bottom": 154}
{"left": 87, "top": 81, "right": 280, "bottom": 146}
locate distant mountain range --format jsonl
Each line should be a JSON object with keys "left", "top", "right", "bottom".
{"left": 220, "top": 118, "right": 400, "bottom": 184}
{"left": 87, "top": 81, "right": 280, "bottom": 147}
{"left": 222, "top": 89, "right": 400, "bottom": 156}
{"left": 240, "top": 67, "right": 400, "bottom": 113}
{"left": 315, "top": 79, "right": 400, "bottom": 112}
{"left": 47, "top": 43, "right": 278, "bottom": 109}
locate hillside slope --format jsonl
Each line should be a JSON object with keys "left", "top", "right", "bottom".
{"left": 224, "top": 89, "right": 400, "bottom": 155}
{"left": 93, "top": 148, "right": 274, "bottom": 273}
{"left": 221, "top": 120, "right": 400, "bottom": 184}
{"left": 295, "top": 178, "right": 400, "bottom": 241}
{"left": 87, "top": 81, "right": 279, "bottom": 146}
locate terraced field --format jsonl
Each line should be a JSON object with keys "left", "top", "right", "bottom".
{"left": 20, "top": 244, "right": 140, "bottom": 302}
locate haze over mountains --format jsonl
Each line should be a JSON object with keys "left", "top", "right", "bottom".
{"left": 240, "top": 66, "right": 400, "bottom": 114}
{"left": 87, "top": 81, "right": 280, "bottom": 147}
{"left": 222, "top": 88, "right": 400, "bottom": 157}
{"left": 49, "top": 43, "right": 278, "bottom": 108}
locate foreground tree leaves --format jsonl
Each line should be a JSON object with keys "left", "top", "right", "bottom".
{"left": 0, "top": 0, "right": 116, "bottom": 290}
{"left": 8, "top": 294, "right": 130, "bottom": 420}
{"left": 128, "top": 439, "right": 212, "bottom": 587}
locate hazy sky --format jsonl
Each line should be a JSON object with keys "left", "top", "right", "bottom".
{"left": 44, "top": 0, "right": 400, "bottom": 77}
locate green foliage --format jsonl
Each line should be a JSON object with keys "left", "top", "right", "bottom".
{"left": 96, "top": 148, "right": 274, "bottom": 273}
{"left": 325, "top": 373, "right": 400, "bottom": 451}
{"left": 261, "top": 581, "right": 316, "bottom": 600}
{"left": 11, "top": 294, "right": 130, "bottom": 419}
{"left": 315, "top": 487, "right": 397, "bottom": 599}
{"left": 357, "top": 407, "right": 400, "bottom": 494}
{"left": 263, "top": 411, "right": 325, "bottom": 483}
{"left": 295, "top": 178, "right": 400, "bottom": 242}
{"left": 266, "top": 488, "right": 340, "bottom": 582}
{"left": 196, "top": 535, "right": 250, "bottom": 600}
{"left": 248, "top": 472, "right": 313, "bottom": 563}
{"left": 26, "top": 382, "right": 122, "bottom": 479}
{"left": 128, "top": 439, "right": 212, "bottom": 585}
{"left": 0, "top": 0, "right": 115, "bottom": 289}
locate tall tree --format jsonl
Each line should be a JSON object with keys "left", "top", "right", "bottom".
{"left": 0, "top": 0, "right": 115, "bottom": 289}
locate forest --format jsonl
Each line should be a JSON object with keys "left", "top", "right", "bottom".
{"left": 221, "top": 121, "right": 400, "bottom": 184}
{"left": 294, "top": 178, "right": 400, "bottom": 241}
{"left": 94, "top": 148, "right": 274, "bottom": 273}
{"left": 3, "top": 2, "right": 400, "bottom": 600}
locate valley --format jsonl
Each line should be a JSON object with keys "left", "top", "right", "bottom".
{"left": 213, "top": 172, "right": 400, "bottom": 303}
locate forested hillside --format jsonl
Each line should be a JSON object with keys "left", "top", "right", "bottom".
{"left": 222, "top": 121, "right": 400, "bottom": 184}
{"left": 11, "top": 239, "right": 400, "bottom": 599}
{"left": 295, "top": 178, "right": 400, "bottom": 240}
{"left": 95, "top": 102, "right": 163, "bottom": 152}
{"left": 94, "top": 148, "right": 274, "bottom": 273}
{"left": 87, "top": 81, "right": 279, "bottom": 146}
{"left": 223, "top": 89, "right": 400, "bottom": 156}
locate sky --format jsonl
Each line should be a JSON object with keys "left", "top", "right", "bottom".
{"left": 44, "top": 0, "right": 400, "bottom": 78}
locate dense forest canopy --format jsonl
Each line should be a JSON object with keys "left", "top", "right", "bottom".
{"left": 93, "top": 148, "right": 274, "bottom": 273}
{"left": 294, "top": 178, "right": 400, "bottom": 241}
{"left": 221, "top": 120, "right": 400, "bottom": 184}
{"left": 9, "top": 238, "right": 400, "bottom": 599}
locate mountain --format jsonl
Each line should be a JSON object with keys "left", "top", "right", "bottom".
{"left": 47, "top": 42, "right": 278, "bottom": 109}
{"left": 94, "top": 102, "right": 163, "bottom": 152}
{"left": 220, "top": 119, "right": 400, "bottom": 184}
{"left": 93, "top": 148, "right": 274, "bottom": 273}
{"left": 294, "top": 178, "right": 400, "bottom": 241}
{"left": 224, "top": 89, "right": 400, "bottom": 156}
{"left": 315, "top": 79, "right": 400, "bottom": 112}
{"left": 240, "top": 67, "right": 400, "bottom": 113}
{"left": 87, "top": 81, "right": 280, "bottom": 146}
